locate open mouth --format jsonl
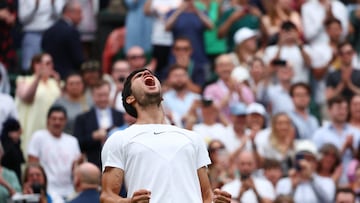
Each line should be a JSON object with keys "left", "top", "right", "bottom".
{"left": 144, "top": 77, "right": 156, "bottom": 86}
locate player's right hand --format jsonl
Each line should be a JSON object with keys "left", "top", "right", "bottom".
{"left": 130, "top": 189, "right": 151, "bottom": 203}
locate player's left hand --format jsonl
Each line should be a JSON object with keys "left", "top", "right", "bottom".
{"left": 213, "top": 188, "right": 231, "bottom": 203}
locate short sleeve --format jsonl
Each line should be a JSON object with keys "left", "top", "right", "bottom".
{"left": 195, "top": 133, "right": 211, "bottom": 169}
{"left": 27, "top": 131, "right": 41, "bottom": 157}
{"left": 257, "top": 179, "right": 276, "bottom": 200}
{"left": 101, "top": 134, "right": 125, "bottom": 172}
{"left": 276, "top": 178, "right": 292, "bottom": 195}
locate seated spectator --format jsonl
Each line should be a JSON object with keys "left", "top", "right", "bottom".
{"left": 288, "top": 82, "right": 319, "bottom": 139}
{"left": 16, "top": 53, "right": 61, "bottom": 154}
{"left": 335, "top": 187, "right": 356, "bottom": 203}
{"left": 0, "top": 143, "right": 21, "bottom": 203}
{"left": 191, "top": 99, "right": 229, "bottom": 143}
{"left": 69, "top": 162, "right": 100, "bottom": 203}
{"left": 221, "top": 150, "right": 275, "bottom": 203}
{"left": 350, "top": 95, "right": 360, "bottom": 130}
{"left": 81, "top": 60, "right": 103, "bottom": 105}
{"left": 257, "top": 113, "right": 295, "bottom": 175}
{"left": 22, "top": 163, "right": 64, "bottom": 203}
{"left": 53, "top": 73, "right": 90, "bottom": 134}
{"left": 266, "top": 59, "right": 294, "bottom": 115}
{"left": 229, "top": 27, "right": 259, "bottom": 67}
{"left": 317, "top": 143, "right": 342, "bottom": 184}
{"left": 301, "top": 0, "right": 348, "bottom": 46}
{"left": 73, "top": 81, "right": 124, "bottom": 168}
{"left": 203, "top": 54, "right": 253, "bottom": 123}
{"left": 165, "top": 0, "right": 213, "bottom": 83}
{"left": 217, "top": 0, "right": 261, "bottom": 51}
{"left": 262, "top": 159, "right": 283, "bottom": 188}
{"left": 41, "top": 0, "right": 84, "bottom": 79}
{"left": 163, "top": 65, "right": 201, "bottom": 128}
{"left": 248, "top": 57, "right": 269, "bottom": 105}
{"left": 263, "top": 21, "right": 312, "bottom": 83}
{"left": 0, "top": 118, "right": 24, "bottom": 183}
{"left": 207, "top": 140, "right": 234, "bottom": 190}
{"left": 326, "top": 42, "right": 360, "bottom": 101}
{"left": 276, "top": 140, "right": 335, "bottom": 203}
{"left": 27, "top": 106, "right": 81, "bottom": 198}
{"left": 261, "top": 0, "right": 302, "bottom": 45}
{"left": 246, "top": 102, "right": 267, "bottom": 132}
{"left": 126, "top": 46, "right": 149, "bottom": 72}
{"left": 313, "top": 96, "right": 360, "bottom": 185}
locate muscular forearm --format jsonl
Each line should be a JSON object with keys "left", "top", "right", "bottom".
{"left": 100, "top": 192, "right": 130, "bottom": 203}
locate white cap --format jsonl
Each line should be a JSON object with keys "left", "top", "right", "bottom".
{"left": 234, "top": 27, "right": 257, "bottom": 45}
{"left": 231, "top": 66, "right": 250, "bottom": 83}
{"left": 246, "top": 103, "right": 266, "bottom": 116}
{"left": 295, "top": 140, "right": 318, "bottom": 158}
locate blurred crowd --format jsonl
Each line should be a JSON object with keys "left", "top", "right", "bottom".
{"left": 1, "top": 0, "right": 360, "bottom": 202}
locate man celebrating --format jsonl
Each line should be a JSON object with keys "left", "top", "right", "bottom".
{"left": 100, "top": 69, "right": 231, "bottom": 202}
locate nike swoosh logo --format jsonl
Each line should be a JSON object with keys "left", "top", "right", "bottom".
{"left": 154, "top": 132, "right": 165, "bottom": 135}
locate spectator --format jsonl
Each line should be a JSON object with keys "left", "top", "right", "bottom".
{"left": 126, "top": 46, "right": 149, "bottom": 72}
{"left": 350, "top": 94, "right": 360, "bottom": 130}
{"left": 124, "top": 0, "right": 152, "bottom": 54}
{"left": 168, "top": 37, "right": 205, "bottom": 90}
{"left": 288, "top": 82, "right": 319, "bottom": 139}
{"left": 0, "top": 0, "right": 16, "bottom": 70}
{"left": 53, "top": 73, "right": 90, "bottom": 134}
{"left": 262, "top": 159, "right": 283, "bottom": 188}
{"left": 317, "top": 143, "right": 342, "bottom": 184}
{"left": 324, "top": 18, "right": 344, "bottom": 70}
{"left": 312, "top": 96, "right": 360, "bottom": 184}
{"left": 22, "top": 163, "right": 64, "bottom": 203}
{"left": 80, "top": 60, "right": 102, "bottom": 104}
{"left": 230, "top": 27, "right": 259, "bottom": 67}
{"left": 245, "top": 102, "right": 267, "bottom": 143}
{"left": 18, "top": 0, "right": 66, "bottom": 72}
{"left": 266, "top": 60, "right": 294, "bottom": 115}
{"left": 0, "top": 85, "right": 17, "bottom": 134}
{"left": 192, "top": 99, "right": 228, "bottom": 144}
{"left": 203, "top": 54, "right": 253, "bottom": 123}
{"left": 15, "top": 53, "right": 61, "bottom": 154}
{"left": 0, "top": 118, "right": 24, "bottom": 183}
{"left": 276, "top": 140, "right": 335, "bottom": 203}
{"left": 335, "top": 187, "right": 356, "bottom": 203}
{"left": 248, "top": 57, "right": 269, "bottom": 105}
{"left": 144, "top": 0, "right": 181, "bottom": 80}
{"left": 207, "top": 140, "right": 234, "bottom": 190}
{"left": 69, "top": 162, "right": 101, "bottom": 203}
{"left": 0, "top": 143, "right": 21, "bottom": 203}
{"left": 42, "top": 0, "right": 84, "bottom": 80}
{"left": 165, "top": 0, "right": 213, "bottom": 83}
{"left": 217, "top": 0, "right": 261, "bottom": 51}
{"left": 73, "top": 81, "right": 124, "bottom": 168}
{"left": 257, "top": 112, "right": 295, "bottom": 175}
{"left": 326, "top": 42, "right": 360, "bottom": 101}
{"left": 221, "top": 150, "right": 276, "bottom": 203}
{"left": 27, "top": 106, "right": 81, "bottom": 198}
{"left": 301, "top": 0, "right": 348, "bottom": 46}
{"left": 162, "top": 65, "right": 201, "bottom": 128}
{"left": 263, "top": 21, "right": 312, "bottom": 83}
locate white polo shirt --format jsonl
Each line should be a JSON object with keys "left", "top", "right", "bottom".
{"left": 102, "top": 124, "right": 211, "bottom": 203}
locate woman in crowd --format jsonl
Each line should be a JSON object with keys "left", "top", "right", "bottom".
{"left": 317, "top": 143, "right": 342, "bottom": 184}
{"left": 23, "top": 163, "right": 64, "bottom": 203}
{"left": 15, "top": 53, "right": 61, "bottom": 153}
{"left": 0, "top": 118, "right": 24, "bottom": 182}
{"left": 257, "top": 112, "right": 295, "bottom": 174}
{"left": 207, "top": 139, "right": 234, "bottom": 190}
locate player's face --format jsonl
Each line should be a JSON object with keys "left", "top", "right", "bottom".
{"left": 130, "top": 70, "right": 162, "bottom": 106}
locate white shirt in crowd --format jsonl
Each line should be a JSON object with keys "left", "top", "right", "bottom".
{"left": 276, "top": 174, "right": 335, "bottom": 203}
{"left": 266, "top": 84, "right": 294, "bottom": 115}
{"left": 221, "top": 177, "right": 276, "bottom": 203}
{"left": 18, "top": 0, "right": 66, "bottom": 31}
{"left": 301, "top": 0, "right": 348, "bottom": 45}
{"left": 27, "top": 130, "right": 81, "bottom": 198}
{"left": 102, "top": 124, "right": 210, "bottom": 203}
{"left": 192, "top": 122, "right": 229, "bottom": 146}
{"left": 0, "top": 93, "right": 18, "bottom": 133}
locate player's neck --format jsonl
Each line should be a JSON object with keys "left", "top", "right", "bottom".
{"left": 136, "top": 105, "right": 167, "bottom": 124}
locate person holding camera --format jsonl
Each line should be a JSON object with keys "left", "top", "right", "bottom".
{"left": 221, "top": 150, "right": 275, "bottom": 203}
{"left": 22, "top": 163, "right": 64, "bottom": 203}
{"left": 276, "top": 140, "right": 335, "bottom": 203}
